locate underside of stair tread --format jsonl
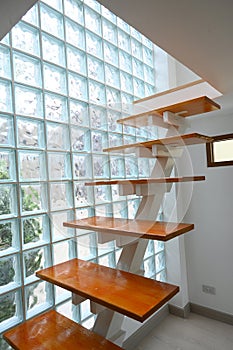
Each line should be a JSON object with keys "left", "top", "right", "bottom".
{"left": 3, "top": 310, "right": 121, "bottom": 350}
{"left": 104, "top": 133, "right": 213, "bottom": 153}
{"left": 85, "top": 176, "right": 205, "bottom": 186}
{"left": 64, "top": 216, "right": 194, "bottom": 241}
{"left": 36, "top": 259, "right": 179, "bottom": 322}
{"left": 118, "top": 96, "right": 220, "bottom": 127}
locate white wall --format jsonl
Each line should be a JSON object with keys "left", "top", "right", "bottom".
{"left": 182, "top": 96, "right": 233, "bottom": 315}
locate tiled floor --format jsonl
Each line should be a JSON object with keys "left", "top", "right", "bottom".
{"left": 135, "top": 313, "right": 233, "bottom": 350}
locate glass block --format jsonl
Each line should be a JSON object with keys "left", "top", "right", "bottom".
{"left": 98, "top": 252, "right": 115, "bottom": 268}
{"left": 53, "top": 240, "right": 75, "bottom": 265}
{"left": 125, "top": 157, "right": 138, "bottom": 178}
{"left": 76, "top": 207, "right": 94, "bottom": 220}
{"left": 23, "top": 246, "right": 48, "bottom": 283}
{"left": 0, "top": 185, "right": 17, "bottom": 219}
{"left": 73, "top": 154, "right": 92, "bottom": 179}
{"left": 133, "top": 77, "right": 145, "bottom": 98}
{"left": 77, "top": 232, "right": 97, "bottom": 260}
{"left": 42, "top": 33, "right": 65, "bottom": 66}
{"left": 144, "top": 256, "right": 155, "bottom": 278}
{"left": 121, "top": 92, "right": 134, "bottom": 114}
{"left": 18, "top": 151, "right": 46, "bottom": 181}
{"left": 0, "top": 150, "right": 15, "bottom": 182}
{"left": 89, "top": 105, "right": 107, "bottom": 130}
{"left": 22, "top": 214, "right": 49, "bottom": 247}
{"left": 81, "top": 316, "right": 95, "bottom": 330}
{"left": 131, "top": 38, "right": 143, "bottom": 61}
{"left": 15, "top": 84, "right": 43, "bottom": 118}
{"left": 68, "top": 72, "right": 87, "bottom": 100}
{"left": 143, "top": 46, "right": 154, "bottom": 66}
{"left": 86, "top": 31, "right": 102, "bottom": 59}
{"left": 71, "top": 126, "right": 90, "bottom": 152}
{"left": 108, "top": 133, "right": 122, "bottom": 149}
{"left": 155, "top": 251, "right": 166, "bottom": 272}
{"left": 87, "top": 56, "right": 104, "bottom": 82}
{"left": 101, "top": 6, "right": 116, "bottom": 23}
{"left": 95, "top": 203, "right": 112, "bottom": 217}
{"left": 0, "top": 254, "right": 21, "bottom": 293}
{"left": 70, "top": 100, "right": 89, "bottom": 126}
{"left": 91, "top": 130, "right": 107, "bottom": 152}
{"left": 74, "top": 182, "right": 93, "bottom": 207}
{"left": 117, "top": 17, "right": 130, "bottom": 33}
{"left": 85, "top": 7, "right": 101, "bottom": 36}
{"left": 112, "top": 202, "right": 127, "bottom": 218}
{"left": 154, "top": 240, "right": 165, "bottom": 254}
{"left": 156, "top": 270, "right": 166, "bottom": 282}
{"left": 138, "top": 158, "right": 150, "bottom": 177}
{"left": 123, "top": 124, "right": 135, "bottom": 136}
{"left": 98, "top": 240, "right": 115, "bottom": 256}
{"left": 0, "top": 33, "right": 10, "bottom": 46}
{"left": 45, "top": 93, "right": 68, "bottom": 122}
{"left": 130, "top": 27, "right": 142, "bottom": 42}
{"left": 56, "top": 299, "right": 75, "bottom": 320}
{"left": 0, "top": 45, "right": 11, "bottom": 79}
{"left": 133, "top": 58, "right": 144, "bottom": 80}
{"left": 0, "top": 115, "right": 14, "bottom": 147}
{"left": 88, "top": 80, "right": 106, "bottom": 105}
{"left": 0, "top": 79, "right": 12, "bottom": 113}
{"left": 67, "top": 45, "right": 86, "bottom": 75}
{"left": 0, "top": 290, "right": 22, "bottom": 332}
{"left": 80, "top": 299, "right": 92, "bottom": 320}
{"left": 127, "top": 199, "right": 140, "bottom": 219}
{"left": 102, "top": 19, "right": 117, "bottom": 45}
{"left": 106, "top": 87, "right": 121, "bottom": 109}
{"left": 93, "top": 155, "right": 109, "bottom": 178}
{"left": 111, "top": 185, "right": 120, "bottom": 201}
{"left": 40, "top": 4, "right": 64, "bottom": 39}
{"left": 51, "top": 210, "right": 74, "bottom": 242}
{"left": 107, "top": 111, "right": 122, "bottom": 133}
{"left": 12, "top": 22, "right": 40, "bottom": 56}
{"left": 46, "top": 123, "right": 69, "bottom": 150}
{"left": 43, "top": 0, "right": 63, "bottom": 11}
{"left": 118, "top": 30, "right": 130, "bottom": 52}
{"left": 84, "top": 0, "right": 101, "bottom": 12}
{"left": 17, "top": 118, "right": 44, "bottom": 148}
{"left": 21, "top": 184, "right": 47, "bottom": 214}
{"left": 64, "top": 0, "right": 84, "bottom": 24}
{"left": 48, "top": 152, "right": 71, "bottom": 180}
{"left": 0, "top": 219, "right": 19, "bottom": 255}
{"left": 119, "top": 50, "right": 132, "bottom": 73}
{"left": 50, "top": 182, "right": 72, "bottom": 211}
{"left": 103, "top": 41, "right": 118, "bottom": 67}
{"left": 144, "top": 240, "right": 154, "bottom": 259}
{"left": 25, "top": 281, "right": 52, "bottom": 318}
{"left": 110, "top": 156, "right": 124, "bottom": 178}
{"left": 44, "top": 63, "right": 67, "bottom": 94}
{"left": 55, "top": 285, "right": 71, "bottom": 305}
{"left": 144, "top": 64, "right": 155, "bottom": 84}
{"left": 65, "top": 19, "right": 85, "bottom": 50}
{"left": 145, "top": 83, "right": 155, "bottom": 97}
{"left": 22, "top": 4, "right": 39, "bottom": 26}
{"left": 120, "top": 72, "right": 133, "bottom": 93}
{"left": 13, "top": 53, "right": 41, "bottom": 88}
{"left": 94, "top": 185, "right": 111, "bottom": 204}
{"left": 105, "top": 64, "right": 120, "bottom": 89}
{"left": 142, "top": 34, "right": 153, "bottom": 49}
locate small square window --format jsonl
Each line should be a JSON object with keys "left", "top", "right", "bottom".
{"left": 206, "top": 133, "right": 233, "bottom": 167}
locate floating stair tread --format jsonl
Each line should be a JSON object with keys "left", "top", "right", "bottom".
{"left": 118, "top": 96, "right": 220, "bottom": 127}
{"left": 36, "top": 259, "right": 179, "bottom": 322}
{"left": 3, "top": 310, "right": 121, "bottom": 350}
{"left": 85, "top": 176, "right": 205, "bottom": 186}
{"left": 104, "top": 133, "right": 213, "bottom": 153}
{"left": 64, "top": 216, "right": 194, "bottom": 241}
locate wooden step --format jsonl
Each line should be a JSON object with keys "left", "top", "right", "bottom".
{"left": 118, "top": 96, "right": 220, "bottom": 127}
{"left": 85, "top": 176, "right": 205, "bottom": 187}
{"left": 36, "top": 259, "right": 179, "bottom": 322}
{"left": 104, "top": 133, "right": 213, "bottom": 154}
{"left": 3, "top": 310, "right": 121, "bottom": 350}
{"left": 64, "top": 216, "right": 194, "bottom": 242}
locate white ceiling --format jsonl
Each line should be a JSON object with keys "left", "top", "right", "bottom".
{"left": 1, "top": 0, "right": 233, "bottom": 95}
{"left": 98, "top": 0, "right": 233, "bottom": 95}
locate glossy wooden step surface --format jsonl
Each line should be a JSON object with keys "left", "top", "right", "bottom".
{"left": 118, "top": 96, "right": 220, "bottom": 127}
{"left": 104, "top": 133, "right": 213, "bottom": 154}
{"left": 3, "top": 310, "right": 121, "bottom": 350}
{"left": 64, "top": 216, "right": 194, "bottom": 241}
{"left": 36, "top": 259, "right": 179, "bottom": 322}
{"left": 85, "top": 176, "right": 205, "bottom": 187}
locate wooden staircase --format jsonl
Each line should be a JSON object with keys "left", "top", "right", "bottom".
{"left": 3, "top": 85, "right": 220, "bottom": 349}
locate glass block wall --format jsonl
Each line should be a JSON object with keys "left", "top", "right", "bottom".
{"left": 0, "top": 0, "right": 166, "bottom": 345}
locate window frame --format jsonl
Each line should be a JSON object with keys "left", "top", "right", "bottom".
{"left": 206, "top": 133, "right": 233, "bottom": 167}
